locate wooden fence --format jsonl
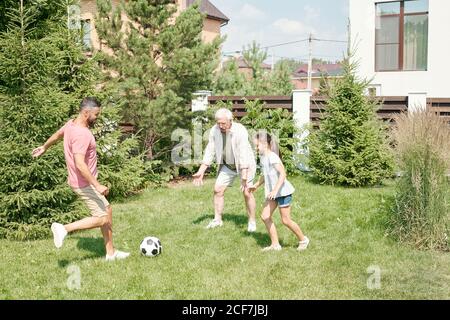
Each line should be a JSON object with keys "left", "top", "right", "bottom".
{"left": 120, "top": 96, "right": 450, "bottom": 132}
{"left": 208, "top": 96, "right": 293, "bottom": 120}
{"left": 311, "top": 96, "right": 408, "bottom": 127}
{"left": 208, "top": 95, "right": 410, "bottom": 125}
{"left": 427, "top": 98, "right": 450, "bottom": 123}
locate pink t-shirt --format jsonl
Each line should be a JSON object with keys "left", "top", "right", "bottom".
{"left": 58, "top": 120, "right": 98, "bottom": 188}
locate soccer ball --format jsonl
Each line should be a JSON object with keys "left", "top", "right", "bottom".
{"left": 140, "top": 236, "right": 162, "bottom": 257}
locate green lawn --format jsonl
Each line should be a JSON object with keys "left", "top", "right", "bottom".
{"left": 0, "top": 176, "right": 449, "bottom": 299}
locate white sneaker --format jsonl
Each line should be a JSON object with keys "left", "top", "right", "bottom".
{"left": 297, "top": 236, "right": 310, "bottom": 251}
{"left": 51, "top": 223, "right": 67, "bottom": 249}
{"left": 262, "top": 244, "right": 282, "bottom": 252}
{"left": 105, "top": 250, "right": 130, "bottom": 261}
{"left": 247, "top": 221, "right": 257, "bottom": 232}
{"left": 206, "top": 219, "right": 223, "bottom": 229}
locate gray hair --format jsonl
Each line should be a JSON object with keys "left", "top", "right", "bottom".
{"left": 215, "top": 108, "right": 233, "bottom": 121}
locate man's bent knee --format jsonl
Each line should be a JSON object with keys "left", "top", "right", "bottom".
{"left": 214, "top": 186, "right": 226, "bottom": 197}
{"left": 243, "top": 189, "right": 253, "bottom": 198}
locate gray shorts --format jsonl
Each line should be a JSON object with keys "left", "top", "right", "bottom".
{"left": 215, "top": 166, "right": 255, "bottom": 188}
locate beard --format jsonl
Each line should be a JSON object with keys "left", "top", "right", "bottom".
{"left": 87, "top": 118, "right": 97, "bottom": 128}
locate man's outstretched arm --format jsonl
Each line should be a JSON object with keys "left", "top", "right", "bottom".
{"left": 32, "top": 129, "right": 64, "bottom": 158}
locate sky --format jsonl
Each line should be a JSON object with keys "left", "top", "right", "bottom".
{"left": 211, "top": 0, "right": 350, "bottom": 64}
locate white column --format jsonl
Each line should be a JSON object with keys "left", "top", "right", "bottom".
{"left": 180, "top": 0, "right": 187, "bottom": 10}
{"left": 292, "top": 89, "right": 312, "bottom": 136}
{"left": 191, "top": 90, "right": 212, "bottom": 112}
{"left": 408, "top": 92, "right": 427, "bottom": 113}
{"left": 292, "top": 89, "right": 312, "bottom": 171}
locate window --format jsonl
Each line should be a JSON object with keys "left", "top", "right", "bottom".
{"left": 81, "top": 19, "right": 92, "bottom": 51}
{"left": 375, "top": 0, "right": 428, "bottom": 71}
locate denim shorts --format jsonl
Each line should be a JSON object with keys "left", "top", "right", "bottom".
{"left": 275, "top": 194, "right": 293, "bottom": 208}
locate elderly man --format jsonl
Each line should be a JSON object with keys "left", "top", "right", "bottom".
{"left": 193, "top": 108, "right": 257, "bottom": 232}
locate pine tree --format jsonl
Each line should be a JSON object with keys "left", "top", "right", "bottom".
{"left": 213, "top": 41, "right": 293, "bottom": 96}
{"left": 242, "top": 41, "right": 270, "bottom": 95}
{"left": 274, "top": 58, "right": 302, "bottom": 74}
{"left": 240, "top": 99, "right": 300, "bottom": 175}
{"left": 307, "top": 58, "right": 394, "bottom": 187}
{"left": 270, "top": 60, "right": 294, "bottom": 95}
{"left": 0, "top": 0, "right": 65, "bottom": 33}
{"left": 0, "top": 0, "right": 86, "bottom": 239}
{"left": 212, "top": 59, "right": 246, "bottom": 96}
{"left": 95, "top": 0, "right": 222, "bottom": 160}
{"left": 0, "top": 0, "right": 147, "bottom": 239}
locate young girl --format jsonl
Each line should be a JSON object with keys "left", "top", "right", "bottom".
{"left": 250, "top": 131, "right": 310, "bottom": 251}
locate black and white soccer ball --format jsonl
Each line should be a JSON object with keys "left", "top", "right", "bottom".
{"left": 140, "top": 236, "right": 162, "bottom": 257}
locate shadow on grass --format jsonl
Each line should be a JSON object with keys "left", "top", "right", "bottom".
{"left": 223, "top": 214, "right": 247, "bottom": 226}
{"left": 57, "top": 237, "right": 105, "bottom": 268}
{"left": 241, "top": 231, "right": 271, "bottom": 247}
{"left": 192, "top": 214, "right": 214, "bottom": 225}
{"left": 76, "top": 237, "right": 105, "bottom": 256}
{"left": 193, "top": 213, "right": 271, "bottom": 247}
{"left": 192, "top": 213, "right": 248, "bottom": 227}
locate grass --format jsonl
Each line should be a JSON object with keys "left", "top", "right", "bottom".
{"left": 0, "top": 175, "right": 449, "bottom": 299}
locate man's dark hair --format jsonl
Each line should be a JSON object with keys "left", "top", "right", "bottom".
{"left": 80, "top": 97, "right": 101, "bottom": 111}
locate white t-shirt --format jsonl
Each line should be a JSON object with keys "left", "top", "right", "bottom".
{"left": 260, "top": 151, "right": 295, "bottom": 198}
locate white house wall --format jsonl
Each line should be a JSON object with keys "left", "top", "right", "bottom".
{"left": 350, "top": 0, "right": 450, "bottom": 98}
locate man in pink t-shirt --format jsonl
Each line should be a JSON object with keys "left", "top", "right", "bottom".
{"left": 32, "top": 97, "right": 129, "bottom": 261}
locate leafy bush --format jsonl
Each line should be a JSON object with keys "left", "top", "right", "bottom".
{"left": 240, "top": 99, "right": 300, "bottom": 175}
{"left": 93, "top": 104, "right": 146, "bottom": 199}
{"left": 389, "top": 110, "right": 450, "bottom": 251}
{"left": 93, "top": 95, "right": 167, "bottom": 197}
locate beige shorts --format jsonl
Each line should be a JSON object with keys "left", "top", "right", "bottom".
{"left": 215, "top": 165, "right": 256, "bottom": 188}
{"left": 72, "top": 185, "right": 109, "bottom": 218}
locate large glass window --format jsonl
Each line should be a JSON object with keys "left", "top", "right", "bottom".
{"left": 403, "top": 10, "right": 428, "bottom": 70}
{"left": 376, "top": 15, "right": 400, "bottom": 70}
{"left": 375, "top": 0, "right": 428, "bottom": 71}
{"left": 377, "top": 1, "right": 400, "bottom": 15}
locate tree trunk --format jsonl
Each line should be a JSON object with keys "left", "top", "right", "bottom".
{"left": 145, "top": 131, "right": 156, "bottom": 160}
